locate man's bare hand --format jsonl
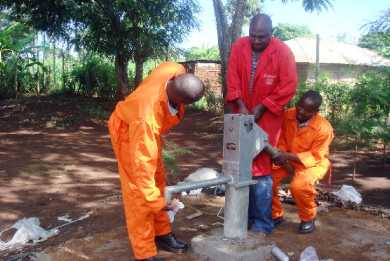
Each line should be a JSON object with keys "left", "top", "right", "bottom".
{"left": 272, "top": 151, "right": 288, "bottom": 166}
{"left": 282, "top": 162, "right": 295, "bottom": 175}
{"left": 252, "top": 104, "right": 266, "bottom": 121}
{"left": 235, "top": 99, "right": 249, "bottom": 114}
{"left": 166, "top": 198, "right": 180, "bottom": 211}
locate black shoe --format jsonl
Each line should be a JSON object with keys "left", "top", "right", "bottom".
{"left": 155, "top": 233, "right": 188, "bottom": 253}
{"left": 273, "top": 217, "right": 284, "bottom": 227}
{"left": 134, "top": 257, "right": 161, "bottom": 261}
{"left": 299, "top": 219, "right": 315, "bottom": 234}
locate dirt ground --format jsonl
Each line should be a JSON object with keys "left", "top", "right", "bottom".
{"left": 1, "top": 96, "right": 389, "bottom": 261}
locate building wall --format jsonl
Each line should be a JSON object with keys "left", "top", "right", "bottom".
{"left": 299, "top": 63, "right": 375, "bottom": 83}
{"left": 181, "top": 61, "right": 222, "bottom": 97}
{"left": 182, "top": 61, "right": 380, "bottom": 96}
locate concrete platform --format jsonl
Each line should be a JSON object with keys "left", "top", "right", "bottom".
{"left": 191, "top": 228, "right": 274, "bottom": 261}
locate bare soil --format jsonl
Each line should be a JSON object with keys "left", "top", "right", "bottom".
{"left": 1, "top": 96, "right": 389, "bottom": 261}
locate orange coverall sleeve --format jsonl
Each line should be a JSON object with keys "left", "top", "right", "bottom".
{"left": 277, "top": 112, "right": 289, "bottom": 152}
{"left": 129, "top": 120, "right": 165, "bottom": 213}
{"left": 277, "top": 132, "right": 288, "bottom": 153}
{"left": 296, "top": 124, "right": 334, "bottom": 168}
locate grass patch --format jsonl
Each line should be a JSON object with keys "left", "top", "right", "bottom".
{"left": 163, "top": 142, "right": 193, "bottom": 175}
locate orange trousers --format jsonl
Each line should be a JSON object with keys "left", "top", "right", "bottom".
{"left": 272, "top": 165, "right": 327, "bottom": 221}
{"left": 109, "top": 115, "right": 171, "bottom": 259}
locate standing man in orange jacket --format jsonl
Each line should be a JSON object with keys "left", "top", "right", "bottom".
{"left": 272, "top": 90, "right": 334, "bottom": 234}
{"left": 108, "top": 62, "right": 204, "bottom": 261}
{"left": 226, "top": 13, "right": 297, "bottom": 234}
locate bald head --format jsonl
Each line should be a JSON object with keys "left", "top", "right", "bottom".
{"left": 249, "top": 13, "right": 272, "bottom": 52}
{"left": 250, "top": 14, "right": 272, "bottom": 33}
{"left": 167, "top": 73, "right": 205, "bottom": 106}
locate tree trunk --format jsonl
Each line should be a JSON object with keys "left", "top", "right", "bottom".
{"left": 212, "top": 0, "right": 247, "bottom": 98}
{"left": 383, "top": 141, "right": 387, "bottom": 168}
{"left": 14, "top": 64, "right": 19, "bottom": 99}
{"left": 353, "top": 140, "right": 358, "bottom": 181}
{"left": 229, "top": 0, "right": 246, "bottom": 42}
{"left": 134, "top": 56, "right": 144, "bottom": 87}
{"left": 34, "top": 34, "right": 40, "bottom": 96}
{"left": 62, "top": 50, "right": 65, "bottom": 90}
{"left": 36, "top": 73, "right": 40, "bottom": 96}
{"left": 115, "top": 53, "right": 129, "bottom": 100}
{"left": 212, "top": 0, "right": 229, "bottom": 97}
{"left": 42, "top": 33, "right": 46, "bottom": 91}
{"left": 52, "top": 42, "right": 56, "bottom": 89}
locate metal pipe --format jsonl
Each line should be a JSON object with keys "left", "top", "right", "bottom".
{"left": 271, "top": 246, "right": 290, "bottom": 261}
{"left": 165, "top": 176, "right": 232, "bottom": 202}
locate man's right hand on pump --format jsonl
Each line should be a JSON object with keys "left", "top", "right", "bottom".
{"left": 235, "top": 99, "right": 249, "bottom": 114}
{"left": 272, "top": 151, "right": 295, "bottom": 175}
{"left": 165, "top": 198, "right": 181, "bottom": 211}
{"left": 272, "top": 151, "right": 288, "bottom": 166}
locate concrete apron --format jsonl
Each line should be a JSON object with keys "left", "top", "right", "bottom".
{"left": 191, "top": 228, "right": 274, "bottom": 261}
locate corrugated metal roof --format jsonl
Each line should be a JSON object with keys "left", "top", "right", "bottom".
{"left": 285, "top": 37, "right": 390, "bottom": 67}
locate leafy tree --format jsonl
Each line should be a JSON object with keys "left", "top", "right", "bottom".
{"left": 0, "top": 14, "right": 46, "bottom": 98}
{"left": 212, "top": 0, "right": 333, "bottom": 97}
{"left": 66, "top": 54, "right": 117, "bottom": 99}
{"left": 365, "top": 8, "right": 390, "bottom": 33}
{"left": 272, "top": 23, "right": 313, "bottom": 41}
{"left": 0, "top": 0, "right": 199, "bottom": 99}
{"left": 349, "top": 69, "right": 390, "bottom": 165}
{"left": 358, "top": 32, "right": 390, "bottom": 58}
{"left": 359, "top": 8, "right": 390, "bottom": 58}
{"left": 183, "top": 46, "right": 220, "bottom": 60}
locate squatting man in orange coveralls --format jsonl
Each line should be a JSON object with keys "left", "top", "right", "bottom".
{"left": 108, "top": 62, "right": 204, "bottom": 261}
{"left": 271, "top": 90, "right": 334, "bottom": 234}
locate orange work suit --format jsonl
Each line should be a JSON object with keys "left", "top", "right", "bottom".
{"left": 272, "top": 108, "right": 334, "bottom": 221}
{"left": 108, "top": 62, "right": 186, "bottom": 259}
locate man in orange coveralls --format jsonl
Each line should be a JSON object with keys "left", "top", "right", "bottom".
{"left": 271, "top": 90, "right": 334, "bottom": 234}
{"left": 108, "top": 62, "right": 204, "bottom": 261}
{"left": 226, "top": 13, "right": 297, "bottom": 234}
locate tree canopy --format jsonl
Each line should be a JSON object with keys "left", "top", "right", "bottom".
{"left": 359, "top": 8, "right": 390, "bottom": 58}
{"left": 272, "top": 23, "right": 313, "bottom": 41}
{"left": 0, "top": 0, "right": 199, "bottom": 98}
{"left": 358, "top": 32, "right": 390, "bottom": 58}
{"left": 183, "top": 46, "right": 220, "bottom": 60}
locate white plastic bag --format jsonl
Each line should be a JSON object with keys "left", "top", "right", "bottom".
{"left": 180, "top": 168, "right": 221, "bottom": 196}
{"left": 167, "top": 200, "right": 185, "bottom": 223}
{"left": 183, "top": 168, "right": 220, "bottom": 182}
{"left": 300, "top": 246, "right": 319, "bottom": 261}
{"left": 332, "top": 185, "right": 362, "bottom": 205}
{"left": 0, "top": 217, "right": 58, "bottom": 251}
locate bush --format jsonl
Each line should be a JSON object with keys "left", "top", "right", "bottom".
{"left": 348, "top": 69, "right": 390, "bottom": 148}
{"left": 191, "top": 81, "right": 224, "bottom": 113}
{"left": 292, "top": 77, "right": 353, "bottom": 127}
{"left": 66, "top": 55, "right": 117, "bottom": 99}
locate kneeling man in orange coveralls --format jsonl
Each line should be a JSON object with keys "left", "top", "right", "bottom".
{"left": 108, "top": 62, "right": 204, "bottom": 261}
{"left": 271, "top": 90, "right": 334, "bottom": 234}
